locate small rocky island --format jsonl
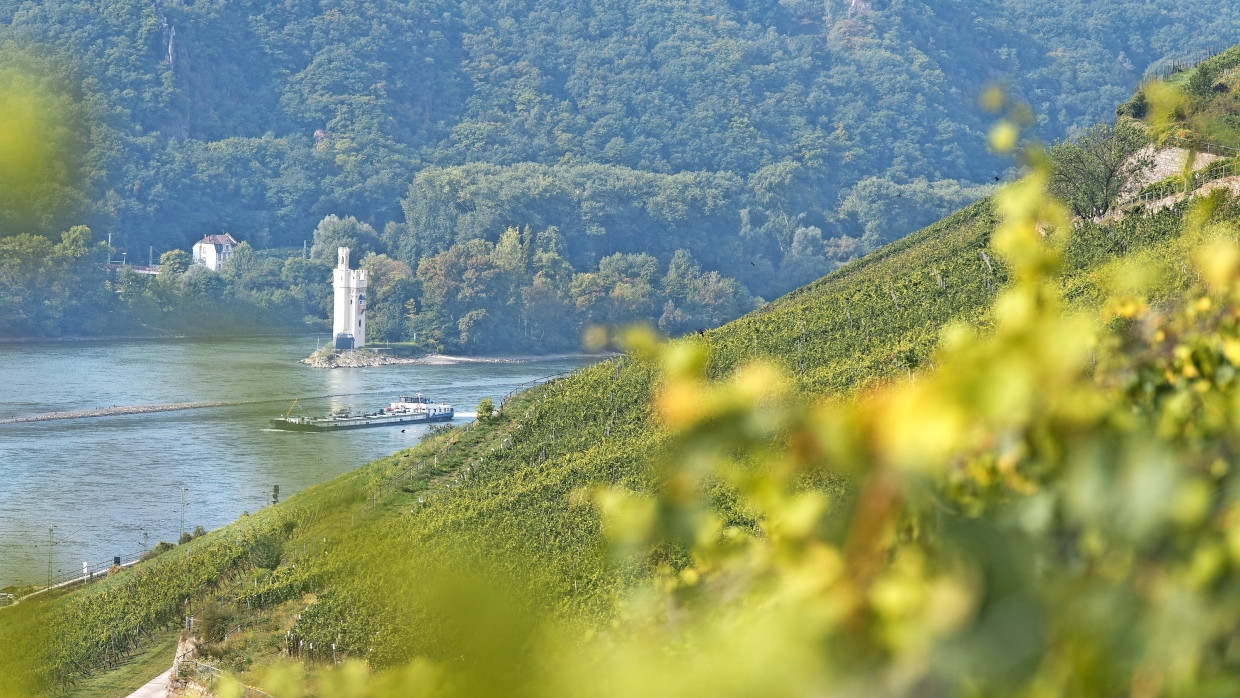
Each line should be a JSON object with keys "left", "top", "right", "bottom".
{"left": 302, "top": 346, "right": 613, "bottom": 369}
{"left": 301, "top": 347, "right": 424, "bottom": 368}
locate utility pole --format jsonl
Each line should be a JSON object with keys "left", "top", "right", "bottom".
{"left": 180, "top": 487, "right": 189, "bottom": 539}
{"left": 46, "top": 526, "right": 54, "bottom": 589}
{"left": 149, "top": 246, "right": 154, "bottom": 267}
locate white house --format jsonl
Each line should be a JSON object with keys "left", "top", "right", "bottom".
{"left": 192, "top": 233, "right": 239, "bottom": 271}
{"left": 333, "top": 247, "right": 367, "bottom": 349}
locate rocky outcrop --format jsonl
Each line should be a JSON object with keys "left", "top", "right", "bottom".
{"left": 302, "top": 348, "right": 614, "bottom": 369}
{"left": 301, "top": 348, "right": 422, "bottom": 368}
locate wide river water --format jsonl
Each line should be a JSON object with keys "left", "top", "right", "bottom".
{"left": 0, "top": 336, "right": 597, "bottom": 587}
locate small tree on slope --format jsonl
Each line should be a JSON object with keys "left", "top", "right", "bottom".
{"left": 1047, "top": 120, "right": 1152, "bottom": 219}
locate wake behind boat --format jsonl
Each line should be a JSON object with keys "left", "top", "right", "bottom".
{"left": 271, "top": 394, "right": 454, "bottom": 432}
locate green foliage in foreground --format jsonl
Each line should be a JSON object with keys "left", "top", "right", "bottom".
{"left": 0, "top": 42, "right": 96, "bottom": 236}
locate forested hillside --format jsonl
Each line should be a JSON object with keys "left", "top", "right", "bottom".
{"left": 2, "top": 0, "right": 1239, "bottom": 305}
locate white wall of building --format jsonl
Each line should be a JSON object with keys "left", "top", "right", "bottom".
{"left": 191, "top": 234, "right": 237, "bottom": 272}
{"left": 332, "top": 247, "right": 368, "bottom": 349}
{"left": 192, "top": 241, "right": 219, "bottom": 270}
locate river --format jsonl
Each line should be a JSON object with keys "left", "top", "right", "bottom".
{"left": 0, "top": 336, "right": 598, "bottom": 587}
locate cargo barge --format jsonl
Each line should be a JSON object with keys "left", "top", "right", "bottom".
{"left": 271, "top": 394, "right": 454, "bottom": 432}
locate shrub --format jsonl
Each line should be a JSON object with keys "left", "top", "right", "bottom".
{"left": 421, "top": 423, "right": 453, "bottom": 442}
{"left": 249, "top": 535, "right": 283, "bottom": 571}
{"left": 197, "top": 600, "right": 233, "bottom": 644}
{"left": 1116, "top": 90, "right": 1149, "bottom": 119}
{"left": 140, "top": 541, "right": 175, "bottom": 561}
{"left": 1188, "top": 63, "right": 1222, "bottom": 98}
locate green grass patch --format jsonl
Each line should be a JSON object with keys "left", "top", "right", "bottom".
{"left": 59, "top": 629, "right": 178, "bottom": 698}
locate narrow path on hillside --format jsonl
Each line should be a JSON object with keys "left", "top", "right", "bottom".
{"left": 123, "top": 668, "right": 171, "bottom": 698}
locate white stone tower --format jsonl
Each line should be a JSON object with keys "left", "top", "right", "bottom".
{"left": 332, "top": 247, "right": 367, "bottom": 350}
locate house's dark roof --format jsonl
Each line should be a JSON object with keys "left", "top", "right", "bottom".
{"left": 199, "top": 234, "right": 238, "bottom": 246}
